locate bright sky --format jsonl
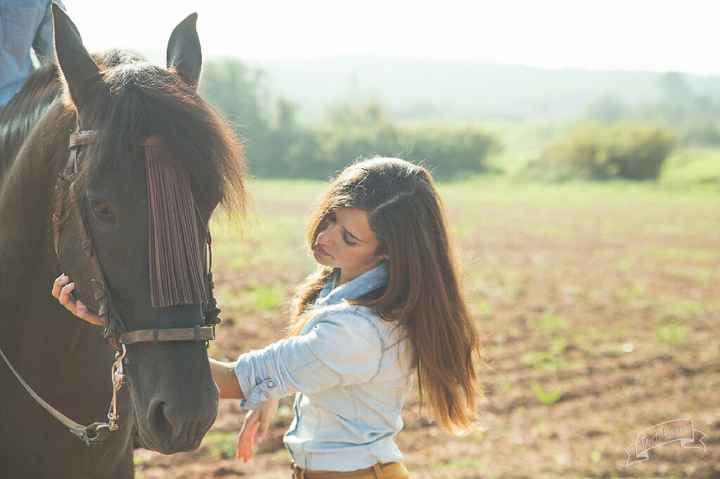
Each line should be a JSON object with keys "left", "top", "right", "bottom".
{"left": 66, "top": 0, "right": 720, "bottom": 74}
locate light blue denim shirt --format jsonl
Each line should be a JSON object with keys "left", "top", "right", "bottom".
{"left": 234, "top": 262, "right": 414, "bottom": 471}
{"left": 0, "top": 0, "right": 64, "bottom": 108}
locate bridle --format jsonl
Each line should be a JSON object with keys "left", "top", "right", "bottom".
{"left": 51, "top": 130, "right": 220, "bottom": 349}
{"left": 0, "top": 128, "right": 221, "bottom": 446}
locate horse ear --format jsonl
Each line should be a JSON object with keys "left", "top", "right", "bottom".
{"left": 167, "top": 13, "right": 202, "bottom": 89}
{"left": 52, "top": 4, "right": 101, "bottom": 109}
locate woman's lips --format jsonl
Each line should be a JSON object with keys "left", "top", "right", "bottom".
{"left": 313, "top": 244, "right": 332, "bottom": 259}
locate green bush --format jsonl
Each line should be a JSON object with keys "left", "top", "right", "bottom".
{"left": 661, "top": 147, "right": 720, "bottom": 187}
{"left": 279, "top": 122, "right": 500, "bottom": 180}
{"left": 524, "top": 125, "right": 677, "bottom": 181}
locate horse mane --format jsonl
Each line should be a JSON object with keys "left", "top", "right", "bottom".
{"left": 0, "top": 49, "right": 246, "bottom": 216}
{"left": 0, "top": 64, "right": 62, "bottom": 181}
{"left": 0, "top": 50, "right": 148, "bottom": 184}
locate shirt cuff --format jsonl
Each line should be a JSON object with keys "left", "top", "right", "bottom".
{"left": 234, "top": 358, "right": 278, "bottom": 409}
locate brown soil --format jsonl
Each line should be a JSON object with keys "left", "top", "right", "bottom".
{"left": 136, "top": 182, "right": 720, "bottom": 479}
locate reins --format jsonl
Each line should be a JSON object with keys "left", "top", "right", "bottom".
{"left": 0, "top": 343, "right": 126, "bottom": 445}
{"left": 0, "top": 128, "right": 221, "bottom": 446}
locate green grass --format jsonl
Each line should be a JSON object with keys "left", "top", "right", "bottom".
{"left": 661, "top": 147, "right": 720, "bottom": 187}
{"left": 247, "top": 283, "right": 285, "bottom": 311}
{"left": 202, "top": 431, "right": 237, "bottom": 459}
{"left": 531, "top": 383, "right": 563, "bottom": 405}
{"left": 664, "top": 300, "right": 710, "bottom": 321}
{"left": 656, "top": 322, "right": 690, "bottom": 346}
{"left": 522, "top": 350, "right": 569, "bottom": 371}
{"left": 647, "top": 247, "right": 719, "bottom": 262}
{"left": 535, "top": 314, "right": 568, "bottom": 335}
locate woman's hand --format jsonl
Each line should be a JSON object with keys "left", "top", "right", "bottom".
{"left": 236, "top": 399, "right": 279, "bottom": 462}
{"left": 51, "top": 274, "right": 105, "bottom": 326}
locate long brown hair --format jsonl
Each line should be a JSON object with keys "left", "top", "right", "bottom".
{"left": 289, "top": 157, "right": 484, "bottom": 434}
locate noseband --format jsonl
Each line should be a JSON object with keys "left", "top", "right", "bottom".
{"left": 1, "top": 129, "right": 222, "bottom": 446}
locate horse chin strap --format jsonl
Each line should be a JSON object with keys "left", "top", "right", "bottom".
{"left": 2, "top": 128, "right": 222, "bottom": 446}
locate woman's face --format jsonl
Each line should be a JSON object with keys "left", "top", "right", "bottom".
{"left": 313, "top": 207, "right": 385, "bottom": 283}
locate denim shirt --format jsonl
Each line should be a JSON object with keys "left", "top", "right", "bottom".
{"left": 234, "top": 262, "right": 414, "bottom": 471}
{"left": 0, "top": 0, "right": 64, "bottom": 108}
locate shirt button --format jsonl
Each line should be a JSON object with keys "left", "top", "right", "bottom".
{"left": 266, "top": 379, "right": 276, "bottom": 388}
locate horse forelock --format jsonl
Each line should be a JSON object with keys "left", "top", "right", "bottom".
{"left": 86, "top": 61, "right": 247, "bottom": 219}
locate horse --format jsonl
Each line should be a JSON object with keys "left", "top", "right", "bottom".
{"left": 0, "top": 7, "right": 246, "bottom": 477}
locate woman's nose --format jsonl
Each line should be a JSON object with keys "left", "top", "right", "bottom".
{"left": 317, "top": 225, "right": 336, "bottom": 246}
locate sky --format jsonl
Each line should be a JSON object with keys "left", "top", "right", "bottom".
{"left": 65, "top": 0, "right": 720, "bottom": 74}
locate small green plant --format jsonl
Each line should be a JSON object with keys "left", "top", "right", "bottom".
{"left": 475, "top": 302, "right": 492, "bottom": 315}
{"left": 666, "top": 300, "right": 706, "bottom": 320}
{"left": 531, "top": 383, "right": 563, "bottom": 405}
{"left": 523, "top": 336, "right": 570, "bottom": 370}
{"left": 549, "top": 337, "right": 567, "bottom": 354}
{"left": 523, "top": 350, "right": 569, "bottom": 370}
{"left": 536, "top": 314, "right": 568, "bottom": 334}
{"left": 202, "top": 431, "right": 237, "bottom": 459}
{"left": 656, "top": 322, "right": 689, "bottom": 346}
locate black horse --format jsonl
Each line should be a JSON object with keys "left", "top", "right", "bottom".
{"left": 0, "top": 7, "right": 245, "bottom": 477}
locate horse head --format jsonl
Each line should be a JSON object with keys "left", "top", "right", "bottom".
{"left": 51, "top": 6, "right": 245, "bottom": 453}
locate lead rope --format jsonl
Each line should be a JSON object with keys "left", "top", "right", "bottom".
{"left": 0, "top": 344, "right": 127, "bottom": 446}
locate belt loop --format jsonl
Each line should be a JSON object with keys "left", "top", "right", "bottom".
{"left": 372, "top": 463, "right": 384, "bottom": 479}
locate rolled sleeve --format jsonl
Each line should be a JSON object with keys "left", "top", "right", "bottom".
{"left": 234, "top": 309, "right": 382, "bottom": 409}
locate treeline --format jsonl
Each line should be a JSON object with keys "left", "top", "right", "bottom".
{"left": 200, "top": 59, "right": 699, "bottom": 182}
{"left": 199, "top": 59, "right": 497, "bottom": 180}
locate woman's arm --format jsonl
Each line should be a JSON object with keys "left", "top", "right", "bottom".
{"left": 232, "top": 310, "right": 382, "bottom": 409}
{"left": 209, "top": 358, "right": 245, "bottom": 400}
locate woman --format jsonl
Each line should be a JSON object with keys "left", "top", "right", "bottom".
{"left": 53, "top": 157, "right": 483, "bottom": 478}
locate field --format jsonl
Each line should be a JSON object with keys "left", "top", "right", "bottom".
{"left": 135, "top": 178, "right": 720, "bottom": 478}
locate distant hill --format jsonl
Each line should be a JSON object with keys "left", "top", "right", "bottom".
{"left": 246, "top": 57, "right": 720, "bottom": 123}
{"left": 134, "top": 51, "right": 720, "bottom": 123}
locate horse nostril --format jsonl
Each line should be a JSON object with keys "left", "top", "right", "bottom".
{"left": 147, "top": 399, "right": 172, "bottom": 437}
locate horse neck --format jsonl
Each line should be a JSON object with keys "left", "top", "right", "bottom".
{"left": 0, "top": 64, "right": 61, "bottom": 180}
{"left": 0, "top": 103, "right": 74, "bottom": 344}
{"left": 0, "top": 106, "right": 114, "bottom": 415}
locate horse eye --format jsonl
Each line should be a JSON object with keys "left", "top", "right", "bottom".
{"left": 90, "top": 199, "right": 117, "bottom": 223}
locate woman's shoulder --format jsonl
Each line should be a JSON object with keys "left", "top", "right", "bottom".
{"left": 309, "top": 302, "right": 380, "bottom": 332}
{"left": 313, "top": 303, "right": 407, "bottom": 346}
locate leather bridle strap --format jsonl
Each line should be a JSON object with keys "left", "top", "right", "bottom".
{"left": 58, "top": 129, "right": 220, "bottom": 346}
{"left": 0, "top": 344, "right": 126, "bottom": 446}
{"left": 119, "top": 325, "right": 215, "bottom": 345}
{"left": 0, "top": 347, "right": 89, "bottom": 437}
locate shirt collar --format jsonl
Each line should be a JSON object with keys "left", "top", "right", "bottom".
{"left": 316, "top": 262, "right": 388, "bottom": 306}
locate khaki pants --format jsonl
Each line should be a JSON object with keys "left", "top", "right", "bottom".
{"left": 290, "top": 462, "right": 410, "bottom": 479}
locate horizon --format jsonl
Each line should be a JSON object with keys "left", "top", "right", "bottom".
{"left": 65, "top": 0, "right": 720, "bottom": 76}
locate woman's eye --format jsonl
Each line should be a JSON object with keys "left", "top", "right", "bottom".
{"left": 342, "top": 233, "right": 357, "bottom": 246}
{"left": 90, "top": 199, "right": 117, "bottom": 223}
